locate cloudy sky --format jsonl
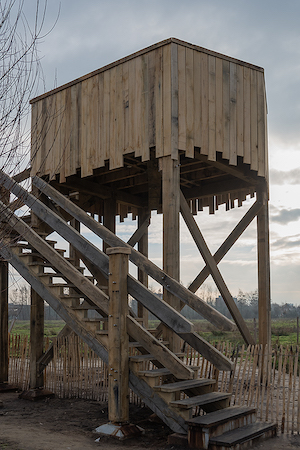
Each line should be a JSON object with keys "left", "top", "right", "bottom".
{"left": 23, "top": 0, "right": 300, "bottom": 304}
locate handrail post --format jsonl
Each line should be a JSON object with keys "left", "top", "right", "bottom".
{"left": 107, "top": 246, "right": 131, "bottom": 424}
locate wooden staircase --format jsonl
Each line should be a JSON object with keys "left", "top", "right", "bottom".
{"left": 0, "top": 170, "right": 277, "bottom": 448}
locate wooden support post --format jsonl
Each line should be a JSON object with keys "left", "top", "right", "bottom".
{"left": 257, "top": 186, "right": 271, "bottom": 347}
{"left": 161, "top": 156, "right": 181, "bottom": 353}
{"left": 137, "top": 209, "right": 149, "bottom": 327}
{"left": 107, "top": 246, "right": 131, "bottom": 424}
{"left": 30, "top": 288, "right": 44, "bottom": 388}
{"left": 0, "top": 260, "right": 9, "bottom": 383}
{"left": 103, "top": 197, "right": 116, "bottom": 253}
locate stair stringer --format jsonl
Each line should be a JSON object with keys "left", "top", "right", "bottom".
{"left": 0, "top": 245, "right": 188, "bottom": 434}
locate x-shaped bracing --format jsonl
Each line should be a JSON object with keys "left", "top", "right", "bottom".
{"left": 180, "top": 190, "right": 262, "bottom": 346}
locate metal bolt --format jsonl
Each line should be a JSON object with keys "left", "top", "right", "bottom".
{"left": 114, "top": 379, "right": 117, "bottom": 382}
{"left": 108, "top": 272, "right": 112, "bottom": 275}
{"left": 114, "top": 324, "right": 117, "bottom": 327}
{"left": 114, "top": 370, "right": 118, "bottom": 373}
{"left": 112, "top": 281, "right": 116, "bottom": 284}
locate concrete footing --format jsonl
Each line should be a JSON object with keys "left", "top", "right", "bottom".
{"left": 94, "top": 422, "right": 144, "bottom": 440}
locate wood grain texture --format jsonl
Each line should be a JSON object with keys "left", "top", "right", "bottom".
{"left": 30, "top": 41, "right": 267, "bottom": 183}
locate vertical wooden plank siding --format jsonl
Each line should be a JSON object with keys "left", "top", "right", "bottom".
{"left": 250, "top": 69, "right": 258, "bottom": 171}
{"left": 200, "top": 52, "right": 209, "bottom": 156}
{"left": 155, "top": 46, "right": 163, "bottom": 157}
{"left": 208, "top": 56, "right": 216, "bottom": 161}
{"left": 185, "top": 47, "right": 194, "bottom": 157}
{"left": 30, "top": 43, "right": 267, "bottom": 181}
{"left": 222, "top": 59, "right": 230, "bottom": 160}
{"left": 141, "top": 53, "right": 149, "bottom": 162}
{"left": 178, "top": 45, "right": 186, "bottom": 150}
{"left": 163, "top": 44, "right": 172, "bottom": 156}
{"left": 236, "top": 64, "right": 244, "bottom": 157}
{"left": 193, "top": 50, "right": 201, "bottom": 150}
{"left": 215, "top": 58, "right": 223, "bottom": 154}
{"left": 229, "top": 62, "right": 237, "bottom": 166}
{"left": 147, "top": 51, "right": 156, "bottom": 148}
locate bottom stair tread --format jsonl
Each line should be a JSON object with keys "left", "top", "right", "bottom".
{"left": 209, "top": 422, "right": 277, "bottom": 446}
{"left": 186, "top": 406, "right": 256, "bottom": 428}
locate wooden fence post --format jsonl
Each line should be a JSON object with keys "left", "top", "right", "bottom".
{"left": 107, "top": 246, "right": 131, "bottom": 424}
{"left": 0, "top": 260, "right": 8, "bottom": 385}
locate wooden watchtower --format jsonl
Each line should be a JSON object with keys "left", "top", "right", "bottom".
{"left": 0, "top": 38, "right": 272, "bottom": 440}
{"left": 31, "top": 37, "right": 269, "bottom": 345}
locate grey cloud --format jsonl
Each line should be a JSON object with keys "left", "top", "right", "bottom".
{"left": 270, "top": 168, "right": 300, "bottom": 185}
{"left": 271, "top": 209, "right": 300, "bottom": 224}
{"left": 272, "top": 235, "right": 300, "bottom": 249}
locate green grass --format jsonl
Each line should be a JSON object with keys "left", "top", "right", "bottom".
{"left": 10, "top": 320, "right": 65, "bottom": 339}
{"left": 9, "top": 318, "right": 300, "bottom": 346}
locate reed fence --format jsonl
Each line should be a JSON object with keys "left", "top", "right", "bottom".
{"left": 8, "top": 334, "right": 300, "bottom": 434}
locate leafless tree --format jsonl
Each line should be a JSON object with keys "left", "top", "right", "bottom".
{"left": 0, "top": 0, "right": 49, "bottom": 179}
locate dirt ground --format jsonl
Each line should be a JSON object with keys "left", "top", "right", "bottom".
{"left": 1, "top": 391, "right": 300, "bottom": 450}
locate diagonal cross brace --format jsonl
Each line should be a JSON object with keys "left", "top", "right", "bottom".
{"left": 180, "top": 190, "right": 255, "bottom": 346}
{"left": 188, "top": 200, "right": 263, "bottom": 293}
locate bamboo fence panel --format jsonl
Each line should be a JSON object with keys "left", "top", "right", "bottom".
{"left": 8, "top": 335, "right": 300, "bottom": 434}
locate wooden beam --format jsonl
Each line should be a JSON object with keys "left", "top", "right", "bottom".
{"left": 0, "top": 261, "right": 8, "bottom": 383}
{"left": 162, "top": 156, "right": 181, "bottom": 353}
{"left": 127, "top": 212, "right": 150, "bottom": 248}
{"left": 57, "top": 176, "right": 144, "bottom": 208}
{"left": 188, "top": 200, "right": 263, "bottom": 293}
{"left": 182, "top": 177, "right": 254, "bottom": 202}
{"left": 12, "top": 168, "right": 31, "bottom": 183}
{"left": 32, "top": 175, "right": 235, "bottom": 332}
{"left": 107, "top": 247, "right": 130, "bottom": 424}
{"left": 180, "top": 190, "right": 255, "bottom": 345}
{"left": 257, "top": 186, "right": 271, "bottom": 346}
{"left": 194, "top": 151, "right": 259, "bottom": 185}
{"left": 136, "top": 209, "right": 149, "bottom": 326}
{"left": 37, "top": 325, "right": 72, "bottom": 374}
{"left": 30, "top": 288, "right": 45, "bottom": 388}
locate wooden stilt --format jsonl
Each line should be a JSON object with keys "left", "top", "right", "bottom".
{"left": 137, "top": 209, "right": 149, "bottom": 327}
{"left": 162, "top": 156, "right": 181, "bottom": 353}
{"left": 0, "top": 261, "right": 8, "bottom": 383}
{"left": 257, "top": 186, "right": 271, "bottom": 346}
{"left": 107, "top": 246, "right": 131, "bottom": 424}
{"left": 30, "top": 287, "right": 44, "bottom": 388}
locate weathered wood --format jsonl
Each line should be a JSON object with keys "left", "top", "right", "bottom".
{"left": 37, "top": 325, "right": 72, "bottom": 374}
{"left": 180, "top": 190, "right": 254, "bottom": 346}
{"left": 188, "top": 200, "right": 262, "bottom": 293}
{"left": 32, "top": 175, "right": 235, "bottom": 331}
{"left": 161, "top": 156, "right": 181, "bottom": 353}
{"left": 0, "top": 261, "right": 8, "bottom": 383}
{"left": 136, "top": 209, "right": 149, "bottom": 326}
{"left": 127, "top": 211, "right": 150, "bottom": 248}
{"left": 127, "top": 316, "right": 194, "bottom": 379}
{"left": 107, "top": 247, "right": 130, "bottom": 424}
{"left": 257, "top": 186, "right": 271, "bottom": 346}
{"left": 0, "top": 205, "right": 195, "bottom": 376}
{"left": 30, "top": 288, "right": 45, "bottom": 388}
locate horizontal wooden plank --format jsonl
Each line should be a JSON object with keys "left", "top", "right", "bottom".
{"left": 153, "top": 378, "right": 215, "bottom": 393}
{"left": 170, "top": 392, "right": 231, "bottom": 409}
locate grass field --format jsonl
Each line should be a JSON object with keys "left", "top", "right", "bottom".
{"left": 9, "top": 318, "right": 300, "bottom": 346}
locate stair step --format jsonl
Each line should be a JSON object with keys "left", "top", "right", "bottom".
{"left": 209, "top": 421, "right": 277, "bottom": 448}
{"left": 129, "top": 341, "right": 169, "bottom": 348}
{"left": 139, "top": 366, "right": 200, "bottom": 377}
{"left": 187, "top": 406, "right": 257, "bottom": 449}
{"left": 153, "top": 378, "right": 216, "bottom": 393}
{"left": 170, "top": 391, "right": 231, "bottom": 409}
{"left": 186, "top": 405, "right": 256, "bottom": 428}
{"left": 130, "top": 353, "right": 184, "bottom": 362}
